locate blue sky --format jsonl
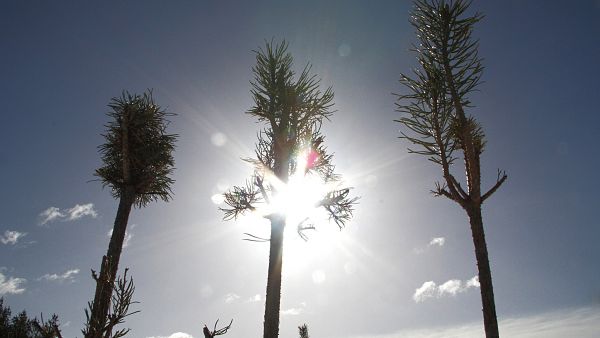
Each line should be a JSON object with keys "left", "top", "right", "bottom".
{"left": 1, "top": 1, "right": 599, "bottom": 337}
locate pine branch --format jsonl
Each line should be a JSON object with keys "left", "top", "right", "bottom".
{"left": 432, "top": 182, "right": 459, "bottom": 202}
{"left": 447, "top": 174, "right": 468, "bottom": 200}
{"left": 242, "top": 233, "right": 270, "bottom": 242}
{"left": 319, "top": 188, "right": 359, "bottom": 229}
{"left": 83, "top": 268, "right": 139, "bottom": 338}
{"left": 220, "top": 180, "right": 261, "bottom": 220}
{"left": 95, "top": 90, "right": 177, "bottom": 208}
{"left": 203, "top": 319, "right": 233, "bottom": 338}
{"left": 298, "top": 324, "right": 310, "bottom": 338}
{"left": 296, "top": 218, "right": 316, "bottom": 241}
{"left": 481, "top": 169, "right": 507, "bottom": 202}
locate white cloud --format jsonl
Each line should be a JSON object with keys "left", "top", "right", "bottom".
{"left": 66, "top": 203, "right": 97, "bottom": 221}
{"left": 108, "top": 228, "right": 133, "bottom": 248}
{"left": 466, "top": 275, "right": 479, "bottom": 288}
{"left": 38, "top": 268, "right": 80, "bottom": 283}
{"left": 146, "top": 333, "right": 194, "bottom": 338}
{"left": 246, "top": 294, "right": 262, "bottom": 303}
{"left": 39, "top": 207, "right": 64, "bottom": 225}
{"left": 0, "top": 271, "right": 26, "bottom": 295}
{"left": 282, "top": 302, "right": 307, "bottom": 316}
{"left": 282, "top": 307, "right": 303, "bottom": 315}
{"left": 1, "top": 230, "right": 27, "bottom": 245}
{"left": 39, "top": 203, "right": 97, "bottom": 225}
{"left": 224, "top": 293, "right": 240, "bottom": 304}
{"left": 438, "top": 279, "right": 462, "bottom": 296}
{"left": 413, "top": 237, "right": 446, "bottom": 254}
{"left": 348, "top": 307, "right": 600, "bottom": 338}
{"left": 413, "top": 276, "right": 479, "bottom": 302}
{"left": 413, "top": 281, "right": 437, "bottom": 303}
{"left": 429, "top": 237, "right": 445, "bottom": 247}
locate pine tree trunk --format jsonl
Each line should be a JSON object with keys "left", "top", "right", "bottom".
{"left": 263, "top": 216, "right": 285, "bottom": 338}
{"left": 262, "top": 132, "right": 290, "bottom": 338}
{"left": 467, "top": 206, "right": 499, "bottom": 338}
{"left": 86, "top": 188, "right": 135, "bottom": 338}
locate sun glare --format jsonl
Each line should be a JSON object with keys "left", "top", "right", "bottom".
{"left": 271, "top": 173, "right": 327, "bottom": 224}
{"left": 270, "top": 149, "right": 347, "bottom": 275}
{"left": 264, "top": 148, "right": 331, "bottom": 225}
{"left": 233, "top": 148, "right": 348, "bottom": 275}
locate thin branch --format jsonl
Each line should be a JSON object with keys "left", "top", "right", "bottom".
{"left": 220, "top": 181, "right": 260, "bottom": 220}
{"left": 32, "top": 313, "right": 64, "bottom": 338}
{"left": 83, "top": 268, "right": 139, "bottom": 338}
{"left": 213, "top": 319, "right": 233, "bottom": 336}
{"left": 481, "top": 169, "right": 507, "bottom": 202}
{"left": 255, "top": 175, "right": 270, "bottom": 204}
{"left": 432, "top": 182, "right": 458, "bottom": 202}
{"left": 296, "top": 218, "right": 316, "bottom": 241}
{"left": 242, "top": 233, "right": 270, "bottom": 242}
{"left": 448, "top": 174, "right": 469, "bottom": 200}
{"left": 204, "top": 319, "right": 233, "bottom": 338}
{"left": 318, "top": 188, "right": 359, "bottom": 229}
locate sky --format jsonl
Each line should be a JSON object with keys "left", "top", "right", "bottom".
{"left": 1, "top": 1, "right": 599, "bottom": 337}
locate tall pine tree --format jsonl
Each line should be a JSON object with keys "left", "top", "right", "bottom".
{"left": 395, "top": 1, "right": 506, "bottom": 336}
{"left": 85, "top": 91, "right": 176, "bottom": 338}
{"left": 221, "top": 41, "right": 356, "bottom": 338}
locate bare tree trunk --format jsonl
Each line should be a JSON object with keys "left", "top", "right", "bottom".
{"left": 263, "top": 216, "right": 285, "bottom": 338}
{"left": 262, "top": 132, "right": 291, "bottom": 338}
{"left": 86, "top": 188, "right": 135, "bottom": 338}
{"left": 468, "top": 206, "right": 499, "bottom": 338}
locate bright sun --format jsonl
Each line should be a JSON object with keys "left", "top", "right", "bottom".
{"left": 269, "top": 149, "right": 345, "bottom": 275}
{"left": 271, "top": 173, "right": 327, "bottom": 224}
{"left": 231, "top": 148, "right": 347, "bottom": 276}
{"left": 263, "top": 148, "right": 331, "bottom": 226}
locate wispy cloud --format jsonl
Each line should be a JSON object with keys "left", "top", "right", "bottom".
{"left": 0, "top": 271, "right": 26, "bottom": 295}
{"left": 246, "top": 294, "right": 262, "bottom": 303}
{"left": 348, "top": 307, "right": 600, "bottom": 338}
{"left": 413, "top": 237, "right": 446, "bottom": 254}
{"left": 438, "top": 279, "right": 462, "bottom": 295}
{"left": 413, "top": 281, "right": 437, "bottom": 302}
{"left": 429, "top": 237, "right": 445, "bottom": 247}
{"left": 66, "top": 203, "right": 97, "bottom": 220}
{"left": 224, "top": 293, "right": 240, "bottom": 304}
{"left": 39, "top": 203, "right": 97, "bottom": 225}
{"left": 37, "top": 268, "right": 80, "bottom": 283}
{"left": 282, "top": 302, "right": 307, "bottom": 316}
{"left": 282, "top": 307, "right": 304, "bottom": 315}
{"left": 39, "top": 207, "right": 65, "bottom": 225}
{"left": 0, "top": 230, "right": 27, "bottom": 245}
{"left": 146, "top": 333, "right": 194, "bottom": 338}
{"left": 465, "top": 275, "right": 479, "bottom": 288}
{"left": 413, "top": 276, "right": 479, "bottom": 302}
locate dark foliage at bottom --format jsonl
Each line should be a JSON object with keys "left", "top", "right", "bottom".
{"left": 0, "top": 298, "right": 63, "bottom": 338}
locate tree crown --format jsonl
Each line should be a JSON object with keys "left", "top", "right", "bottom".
{"left": 396, "top": 0, "right": 484, "bottom": 165}
{"left": 96, "top": 90, "right": 177, "bottom": 207}
{"left": 395, "top": 0, "right": 506, "bottom": 205}
{"left": 222, "top": 41, "right": 357, "bottom": 235}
